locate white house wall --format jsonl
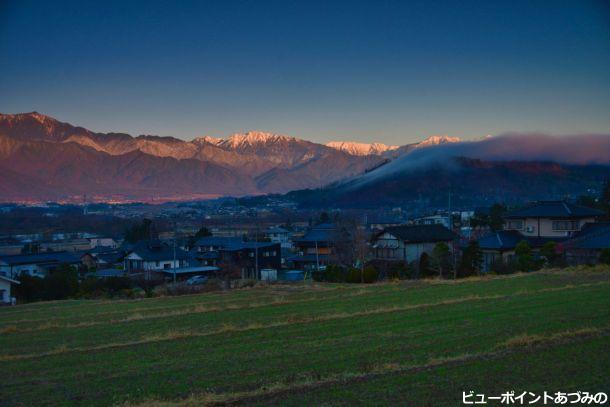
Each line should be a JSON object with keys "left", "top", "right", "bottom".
{"left": 0, "top": 279, "right": 11, "bottom": 303}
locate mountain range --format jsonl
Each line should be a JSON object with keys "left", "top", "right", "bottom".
{"left": 3, "top": 112, "right": 608, "bottom": 207}
{"left": 0, "top": 112, "right": 458, "bottom": 202}
{"left": 287, "top": 133, "right": 610, "bottom": 208}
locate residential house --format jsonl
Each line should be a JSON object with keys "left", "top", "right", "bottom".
{"left": 288, "top": 223, "right": 337, "bottom": 271}
{"left": 220, "top": 241, "right": 281, "bottom": 279}
{"left": 371, "top": 224, "right": 456, "bottom": 263}
{"left": 478, "top": 201, "right": 604, "bottom": 272}
{"left": 123, "top": 240, "right": 189, "bottom": 279}
{"left": 39, "top": 238, "right": 92, "bottom": 253}
{"left": 564, "top": 222, "right": 610, "bottom": 265}
{"left": 413, "top": 214, "right": 451, "bottom": 229}
{"left": 265, "top": 227, "right": 293, "bottom": 248}
{"left": 88, "top": 237, "right": 120, "bottom": 249}
{"left": 0, "top": 252, "right": 82, "bottom": 279}
{"left": 193, "top": 236, "right": 281, "bottom": 279}
{"left": 81, "top": 247, "right": 125, "bottom": 270}
{"left": 0, "top": 275, "right": 19, "bottom": 304}
{"left": 365, "top": 214, "right": 403, "bottom": 231}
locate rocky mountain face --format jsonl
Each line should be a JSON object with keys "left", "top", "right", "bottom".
{"left": 325, "top": 141, "right": 399, "bottom": 156}
{"left": 0, "top": 112, "right": 391, "bottom": 202}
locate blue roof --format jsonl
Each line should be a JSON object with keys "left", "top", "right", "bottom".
{"left": 505, "top": 201, "right": 603, "bottom": 219}
{"left": 477, "top": 231, "right": 523, "bottom": 250}
{"left": 478, "top": 230, "right": 567, "bottom": 250}
{"left": 297, "top": 224, "right": 336, "bottom": 243}
{"left": 567, "top": 223, "right": 610, "bottom": 250}
{"left": 0, "top": 251, "right": 81, "bottom": 266}
{"left": 129, "top": 240, "right": 189, "bottom": 261}
{"left": 192, "top": 250, "right": 219, "bottom": 259}
{"left": 159, "top": 266, "right": 219, "bottom": 275}
{"left": 195, "top": 236, "right": 244, "bottom": 247}
{"left": 221, "top": 241, "right": 279, "bottom": 251}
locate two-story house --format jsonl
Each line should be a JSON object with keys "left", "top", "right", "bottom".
{"left": 192, "top": 236, "right": 281, "bottom": 279}
{"left": 371, "top": 224, "right": 456, "bottom": 264}
{"left": 478, "top": 201, "right": 603, "bottom": 271}
{"left": 0, "top": 252, "right": 82, "bottom": 279}
{"left": 288, "top": 223, "right": 336, "bottom": 271}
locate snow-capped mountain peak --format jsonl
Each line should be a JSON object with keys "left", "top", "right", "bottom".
{"left": 415, "top": 135, "right": 462, "bottom": 148}
{"left": 221, "top": 131, "right": 295, "bottom": 148}
{"left": 326, "top": 141, "right": 399, "bottom": 156}
{"left": 193, "top": 136, "right": 224, "bottom": 146}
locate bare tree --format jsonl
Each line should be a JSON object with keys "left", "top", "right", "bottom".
{"left": 217, "top": 255, "right": 242, "bottom": 290}
{"left": 331, "top": 216, "right": 371, "bottom": 281}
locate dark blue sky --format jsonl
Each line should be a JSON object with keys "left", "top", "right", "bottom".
{"left": 1, "top": 0, "right": 609, "bottom": 144}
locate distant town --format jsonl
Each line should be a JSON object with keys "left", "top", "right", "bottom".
{"left": 2, "top": 183, "right": 609, "bottom": 304}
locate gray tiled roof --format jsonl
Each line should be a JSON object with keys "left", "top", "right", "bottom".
{"left": 129, "top": 240, "right": 189, "bottom": 262}
{"left": 505, "top": 201, "right": 603, "bottom": 219}
{"left": 379, "top": 224, "right": 456, "bottom": 243}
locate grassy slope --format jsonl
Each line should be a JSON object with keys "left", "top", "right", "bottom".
{"left": 1, "top": 269, "right": 609, "bottom": 406}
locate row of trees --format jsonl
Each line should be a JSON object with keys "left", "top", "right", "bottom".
{"left": 14, "top": 265, "right": 140, "bottom": 302}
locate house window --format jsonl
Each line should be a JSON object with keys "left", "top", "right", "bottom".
{"left": 552, "top": 220, "right": 579, "bottom": 231}
{"left": 376, "top": 248, "right": 395, "bottom": 259}
{"left": 506, "top": 220, "right": 524, "bottom": 230}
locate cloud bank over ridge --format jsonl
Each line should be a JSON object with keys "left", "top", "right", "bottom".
{"left": 350, "top": 133, "right": 610, "bottom": 187}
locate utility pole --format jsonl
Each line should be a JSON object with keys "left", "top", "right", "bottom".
{"left": 255, "top": 225, "right": 259, "bottom": 280}
{"left": 172, "top": 220, "right": 177, "bottom": 284}
{"left": 315, "top": 240, "right": 320, "bottom": 273}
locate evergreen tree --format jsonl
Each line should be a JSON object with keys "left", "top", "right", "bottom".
{"left": 458, "top": 241, "right": 483, "bottom": 277}
{"left": 125, "top": 219, "right": 155, "bottom": 243}
{"left": 515, "top": 240, "right": 534, "bottom": 272}
{"left": 431, "top": 242, "right": 452, "bottom": 278}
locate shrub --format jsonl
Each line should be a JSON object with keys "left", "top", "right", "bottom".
{"left": 491, "top": 259, "right": 519, "bottom": 275}
{"left": 312, "top": 264, "right": 378, "bottom": 283}
{"left": 599, "top": 248, "right": 610, "bottom": 265}
{"left": 79, "top": 276, "right": 134, "bottom": 299}
{"left": 13, "top": 274, "right": 45, "bottom": 302}
{"left": 44, "top": 265, "right": 79, "bottom": 300}
{"left": 418, "top": 252, "right": 432, "bottom": 278}
{"left": 362, "top": 265, "right": 378, "bottom": 283}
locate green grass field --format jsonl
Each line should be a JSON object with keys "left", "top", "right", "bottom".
{"left": 2, "top": 268, "right": 610, "bottom": 406}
